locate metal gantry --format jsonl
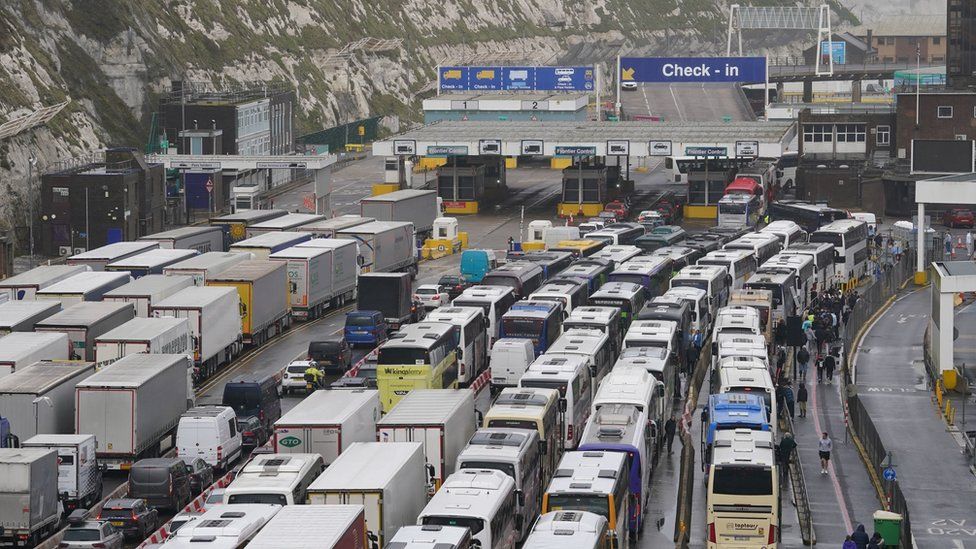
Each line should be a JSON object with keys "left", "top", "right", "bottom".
{"left": 727, "top": 4, "right": 834, "bottom": 76}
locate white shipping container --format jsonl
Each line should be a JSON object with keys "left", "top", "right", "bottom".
{"left": 151, "top": 286, "right": 242, "bottom": 368}
{"left": 229, "top": 231, "right": 312, "bottom": 261}
{"left": 65, "top": 241, "right": 159, "bottom": 271}
{"left": 376, "top": 389, "right": 476, "bottom": 493}
{"left": 94, "top": 317, "right": 192, "bottom": 363}
{"left": 0, "top": 265, "right": 88, "bottom": 301}
{"left": 245, "top": 213, "right": 326, "bottom": 238}
{"left": 273, "top": 389, "right": 380, "bottom": 463}
{"left": 34, "top": 302, "right": 136, "bottom": 361}
{"left": 296, "top": 215, "right": 375, "bottom": 238}
{"left": 0, "top": 332, "right": 70, "bottom": 378}
{"left": 246, "top": 505, "right": 366, "bottom": 549}
{"left": 104, "top": 248, "right": 198, "bottom": 278}
{"left": 0, "top": 301, "right": 62, "bottom": 335}
{"left": 103, "top": 274, "right": 194, "bottom": 317}
{"left": 139, "top": 226, "right": 224, "bottom": 253}
{"left": 307, "top": 442, "right": 427, "bottom": 547}
{"left": 0, "top": 361, "right": 97, "bottom": 440}
{"left": 162, "top": 251, "right": 252, "bottom": 286}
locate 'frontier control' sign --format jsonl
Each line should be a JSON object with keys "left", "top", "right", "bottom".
{"left": 619, "top": 56, "right": 767, "bottom": 84}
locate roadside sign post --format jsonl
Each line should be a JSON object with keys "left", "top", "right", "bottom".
{"left": 205, "top": 178, "right": 214, "bottom": 214}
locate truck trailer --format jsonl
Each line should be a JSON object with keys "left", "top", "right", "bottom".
{"left": 104, "top": 248, "right": 199, "bottom": 278}
{"left": 245, "top": 212, "right": 327, "bottom": 238}
{"left": 306, "top": 442, "right": 427, "bottom": 547}
{"left": 209, "top": 209, "right": 287, "bottom": 247}
{"left": 139, "top": 226, "right": 225, "bottom": 253}
{"left": 94, "top": 316, "right": 192, "bottom": 363}
{"left": 0, "top": 448, "right": 59, "bottom": 547}
{"left": 357, "top": 272, "right": 414, "bottom": 331}
{"left": 35, "top": 271, "right": 133, "bottom": 306}
{"left": 228, "top": 232, "right": 312, "bottom": 261}
{"left": 65, "top": 241, "right": 159, "bottom": 271}
{"left": 102, "top": 274, "right": 194, "bottom": 317}
{"left": 151, "top": 286, "right": 243, "bottom": 381}
{"left": 273, "top": 389, "right": 381, "bottom": 463}
{"left": 296, "top": 215, "right": 375, "bottom": 238}
{"left": 336, "top": 221, "right": 416, "bottom": 275}
{"left": 0, "top": 264, "right": 89, "bottom": 301}
{"left": 246, "top": 505, "right": 367, "bottom": 549}
{"left": 22, "top": 434, "right": 101, "bottom": 513}
{"left": 0, "top": 301, "right": 61, "bottom": 335}
{"left": 206, "top": 260, "right": 290, "bottom": 346}
{"left": 0, "top": 361, "right": 97, "bottom": 442}
{"left": 269, "top": 242, "right": 356, "bottom": 320}
{"left": 0, "top": 332, "right": 70, "bottom": 378}
{"left": 360, "top": 189, "right": 437, "bottom": 236}
{"left": 162, "top": 251, "right": 252, "bottom": 286}
{"left": 375, "top": 389, "right": 476, "bottom": 494}
{"left": 75, "top": 354, "right": 192, "bottom": 470}
{"left": 34, "top": 302, "right": 135, "bottom": 361}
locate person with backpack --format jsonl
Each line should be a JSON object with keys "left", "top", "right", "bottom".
{"left": 797, "top": 346, "right": 810, "bottom": 381}
{"left": 824, "top": 351, "right": 837, "bottom": 384}
{"left": 797, "top": 383, "right": 808, "bottom": 418}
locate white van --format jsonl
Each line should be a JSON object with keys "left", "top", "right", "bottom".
{"left": 490, "top": 339, "right": 535, "bottom": 389}
{"left": 520, "top": 354, "right": 593, "bottom": 450}
{"left": 176, "top": 406, "right": 242, "bottom": 471}
{"left": 851, "top": 212, "right": 878, "bottom": 236}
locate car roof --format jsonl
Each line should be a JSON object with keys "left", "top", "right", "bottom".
{"left": 104, "top": 498, "right": 141, "bottom": 507}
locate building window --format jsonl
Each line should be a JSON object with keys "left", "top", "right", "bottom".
{"left": 956, "top": 134, "right": 968, "bottom": 140}
{"left": 876, "top": 125, "right": 890, "bottom": 146}
{"left": 803, "top": 124, "right": 833, "bottom": 143}
{"left": 934, "top": 36, "right": 942, "bottom": 44}
{"left": 939, "top": 106, "right": 954, "bottom": 118}
{"left": 836, "top": 124, "right": 866, "bottom": 142}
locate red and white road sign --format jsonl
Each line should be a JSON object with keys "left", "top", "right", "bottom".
{"left": 205, "top": 179, "right": 214, "bottom": 193}
{"left": 302, "top": 192, "right": 316, "bottom": 211}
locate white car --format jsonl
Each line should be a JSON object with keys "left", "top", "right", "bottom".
{"left": 638, "top": 210, "right": 664, "bottom": 224}
{"left": 282, "top": 360, "right": 319, "bottom": 394}
{"left": 414, "top": 284, "right": 450, "bottom": 310}
{"left": 621, "top": 81, "right": 638, "bottom": 91}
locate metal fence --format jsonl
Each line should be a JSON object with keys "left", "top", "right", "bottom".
{"left": 839, "top": 250, "right": 916, "bottom": 548}
{"left": 782, "top": 410, "right": 815, "bottom": 544}
{"left": 674, "top": 337, "right": 712, "bottom": 546}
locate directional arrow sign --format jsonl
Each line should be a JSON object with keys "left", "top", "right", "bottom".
{"left": 620, "top": 56, "right": 767, "bottom": 84}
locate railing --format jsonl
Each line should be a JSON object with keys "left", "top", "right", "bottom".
{"left": 674, "top": 336, "right": 712, "bottom": 546}
{"left": 782, "top": 397, "right": 816, "bottom": 545}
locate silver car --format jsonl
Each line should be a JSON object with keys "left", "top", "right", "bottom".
{"left": 60, "top": 516, "right": 124, "bottom": 549}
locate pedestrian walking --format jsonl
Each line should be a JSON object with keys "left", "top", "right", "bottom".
{"left": 783, "top": 383, "right": 795, "bottom": 418}
{"left": 774, "top": 319, "right": 787, "bottom": 347}
{"left": 797, "top": 346, "right": 810, "bottom": 381}
{"left": 797, "top": 383, "right": 808, "bottom": 417}
{"left": 805, "top": 326, "right": 817, "bottom": 354}
{"left": 818, "top": 431, "right": 832, "bottom": 474}
{"left": 868, "top": 532, "right": 884, "bottom": 549}
{"left": 945, "top": 231, "right": 953, "bottom": 256}
{"left": 777, "top": 433, "right": 797, "bottom": 483}
{"left": 966, "top": 231, "right": 973, "bottom": 258}
{"left": 851, "top": 524, "right": 870, "bottom": 549}
{"left": 824, "top": 351, "right": 837, "bottom": 384}
{"left": 664, "top": 415, "right": 677, "bottom": 454}
{"left": 816, "top": 355, "right": 825, "bottom": 383}
{"left": 843, "top": 536, "right": 857, "bottom": 549}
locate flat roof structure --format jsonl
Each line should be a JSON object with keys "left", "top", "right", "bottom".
{"left": 374, "top": 120, "right": 796, "bottom": 158}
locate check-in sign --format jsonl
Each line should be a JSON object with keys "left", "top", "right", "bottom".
{"left": 620, "top": 57, "right": 767, "bottom": 83}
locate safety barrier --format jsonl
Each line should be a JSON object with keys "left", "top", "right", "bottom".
{"left": 135, "top": 471, "right": 237, "bottom": 548}
{"left": 673, "top": 336, "right": 712, "bottom": 546}
{"left": 783, "top": 411, "right": 816, "bottom": 545}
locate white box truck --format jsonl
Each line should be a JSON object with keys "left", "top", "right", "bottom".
{"left": 293, "top": 239, "right": 359, "bottom": 300}
{"left": 360, "top": 189, "right": 437, "bottom": 235}
{"left": 296, "top": 215, "right": 375, "bottom": 238}
{"left": 103, "top": 274, "right": 194, "bottom": 317}
{"left": 376, "top": 389, "right": 476, "bottom": 494}
{"left": 246, "top": 505, "right": 367, "bottom": 549}
{"left": 65, "top": 241, "right": 159, "bottom": 271}
{"left": 306, "top": 442, "right": 427, "bottom": 547}
{"left": 336, "top": 221, "right": 416, "bottom": 275}
{"left": 245, "top": 213, "right": 326, "bottom": 238}
{"left": 34, "top": 302, "right": 135, "bottom": 361}
{"left": 0, "top": 448, "right": 59, "bottom": 547}
{"left": 75, "top": 354, "right": 192, "bottom": 469}
{"left": 0, "top": 360, "right": 97, "bottom": 441}
{"left": 35, "top": 271, "right": 133, "bottom": 306}
{"left": 151, "top": 286, "right": 243, "bottom": 381}
{"left": 94, "top": 317, "right": 192, "bottom": 363}
{"left": 0, "top": 300, "right": 61, "bottom": 335}
{"left": 139, "top": 226, "right": 225, "bottom": 253}
{"left": 0, "top": 264, "right": 88, "bottom": 301}
{"left": 229, "top": 231, "right": 312, "bottom": 261}
{"left": 162, "top": 251, "right": 251, "bottom": 286}
{"left": 273, "top": 389, "right": 380, "bottom": 463}
{"left": 104, "top": 248, "right": 198, "bottom": 278}
{"left": 22, "top": 434, "right": 101, "bottom": 512}
{"left": 0, "top": 332, "right": 71, "bottom": 377}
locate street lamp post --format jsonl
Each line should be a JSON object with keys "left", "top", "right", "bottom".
{"left": 27, "top": 153, "right": 37, "bottom": 269}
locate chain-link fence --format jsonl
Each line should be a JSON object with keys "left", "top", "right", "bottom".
{"left": 839, "top": 250, "right": 916, "bottom": 548}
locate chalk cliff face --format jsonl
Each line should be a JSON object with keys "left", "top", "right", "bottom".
{"left": 0, "top": 0, "right": 867, "bottom": 206}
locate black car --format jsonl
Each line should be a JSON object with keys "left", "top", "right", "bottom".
{"left": 437, "top": 275, "right": 471, "bottom": 299}
{"left": 330, "top": 350, "right": 378, "bottom": 389}
{"left": 179, "top": 457, "right": 215, "bottom": 496}
{"left": 237, "top": 415, "right": 269, "bottom": 454}
{"left": 96, "top": 499, "right": 158, "bottom": 541}
{"left": 308, "top": 337, "right": 352, "bottom": 374}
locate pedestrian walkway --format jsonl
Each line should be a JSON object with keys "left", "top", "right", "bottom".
{"left": 855, "top": 287, "right": 976, "bottom": 547}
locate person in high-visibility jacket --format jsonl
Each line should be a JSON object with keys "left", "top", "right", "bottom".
{"left": 304, "top": 365, "right": 324, "bottom": 388}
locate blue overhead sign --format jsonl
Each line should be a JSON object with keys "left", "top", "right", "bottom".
{"left": 438, "top": 66, "right": 594, "bottom": 92}
{"left": 820, "top": 41, "right": 847, "bottom": 65}
{"left": 620, "top": 57, "right": 767, "bottom": 84}
{"left": 685, "top": 146, "right": 728, "bottom": 157}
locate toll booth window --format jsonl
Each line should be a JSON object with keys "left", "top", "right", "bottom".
{"left": 582, "top": 179, "right": 603, "bottom": 202}
{"left": 564, "top": 181, "right": 580, "bottom": 202}
{"left": 688, "top": 181, "right": 724, "bottom": 205}
{"left": 457, "top": 176, "right": 476, "bottom": 200}
{"left": 437, "top": 176, "right": 456, "bottom": 200}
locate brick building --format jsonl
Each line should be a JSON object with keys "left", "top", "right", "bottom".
{"left": 855, "top": 15, "right": 946, "bottom": 64}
